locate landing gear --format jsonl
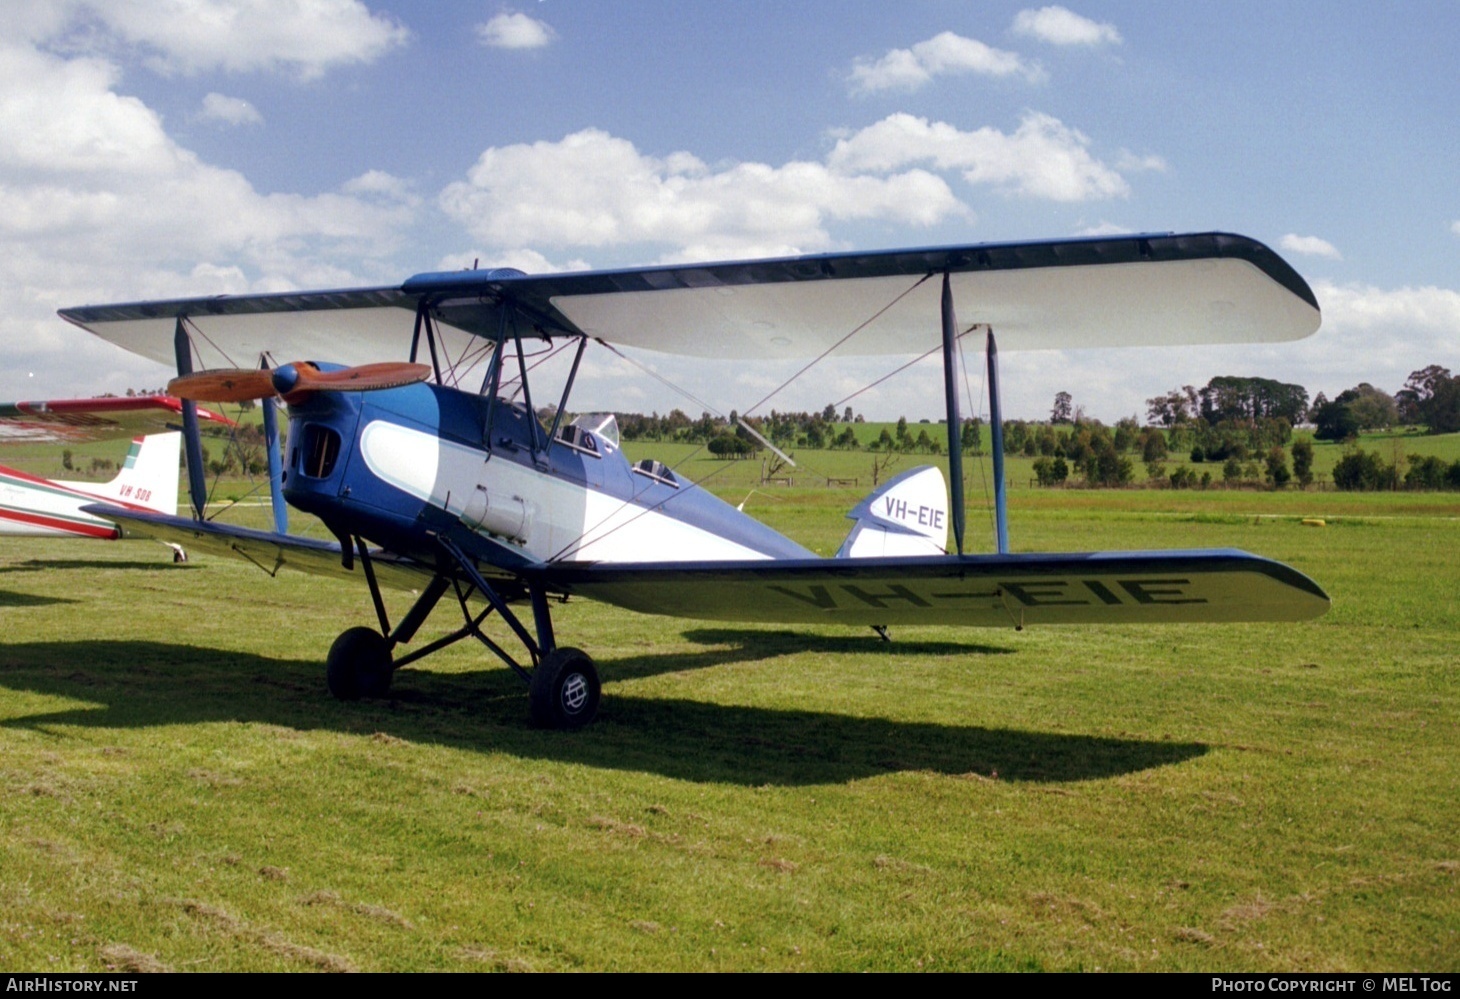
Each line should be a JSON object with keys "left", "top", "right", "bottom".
{"left": 330, "top": 534, "right": 600, "bottom": 729}
{"left": 326, "top": 626, "right": 393, "bottom": 700}
{"left": 529, "top": 647, "right": 600, "bottom": 730}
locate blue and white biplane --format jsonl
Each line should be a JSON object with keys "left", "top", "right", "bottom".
{"left": 59, "top": 232, "right": 1328, "bottom": 729}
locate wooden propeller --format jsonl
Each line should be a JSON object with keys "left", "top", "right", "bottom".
{"left": 169, "top": 361, "right": 432, "bottom": 404}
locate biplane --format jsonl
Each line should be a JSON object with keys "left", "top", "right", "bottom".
{"left": 58, "top": 232, "right": 1329, "bottom": 729}
{"left": 0, "top": 395, "right": 230, "bottom": 549}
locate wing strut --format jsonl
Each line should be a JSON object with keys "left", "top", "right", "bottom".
{"left": 986, "top": 328, "right": 1009, "bottom": 554}
{"left": 172, "top": 318, "right": 209, "bottom": 520}
{"left": 545, "top": 336, "right": 587, "bottom": 448}
{"left": 259, "top": 356, "right": 288, "bottom": 534}
{"left": 940, "top": 272, "right": 966, "bottom": 556}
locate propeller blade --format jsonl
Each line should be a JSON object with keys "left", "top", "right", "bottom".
{"left": 168, "top": 362, "right": 433, "bottom": 403}
{"left": 289, "top": 362, "right": 433, "bottom": 395}
{"left": 167, "top": 368, "right": 277, "bottom": 402}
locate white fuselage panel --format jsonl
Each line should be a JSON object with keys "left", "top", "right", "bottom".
{"left": 359, "top": 420, "right": 768, "bottom": 564}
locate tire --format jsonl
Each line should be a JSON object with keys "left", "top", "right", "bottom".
{"left": 326, "top": 626, "right": 393, "bottom": 700}
{"left": 529, "top": 647, "right": 600, "bottom": 730}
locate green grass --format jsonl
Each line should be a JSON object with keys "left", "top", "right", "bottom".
{"left": 0, "top": 482, "right": 1456, "bottom": 971}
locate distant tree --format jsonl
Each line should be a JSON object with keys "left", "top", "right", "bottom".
{"left": 1332, "top": 448, "right": 1398, "bottom": 491}
{"left": 1140, "top": 429, "right": 1168, "bottom": 463}
{"left": 1113, "top": 417, "right": 1139, "bottom": 453}
{"left": 1312, "top": 396, "right": 1361, "bottom": 442}
{"left": 1265, "top": 446, "right": 1291, "bottom": 489}
{"left": 822, "top": 403, "right": 837, "bottom": 422}
{"left": 1051, "top": 391, "right": 1073, "bottom": 424}
{"left": 708, "top": 433, "right": 754, "bottom": 459}
{"left": 1222, "top": 457, "right": 1242, "bottom": 485}
{"left": 960, "top": 418, "right": 983, "bottom": 455}
{"left": 1291, "top": 438, "right": 1314, "bottom": 488}
{"left": 1395, "top": 365, "right": 1460, "bottom": 434}
{"left": 1199, "top": 376, "right": 1308, "bottom": 425}
{"left": 1403, "top": 455, "right": 1454, "bottom": 490}
{"left": 1341, "top": 384, "right": 1399, "bottom": 429}
{"left": 1168, "top": 465, "right": 1197, "bottom": 489}
{"left": 1395, "top": 365, "right": 1451, "bottom": 425}
{"left": 1032, "top": 455, "right": 1068, "bottom": 486}
{"left": 61, "top": 449, "right": 73, "bottom": 471}
{"left": 843, "top": 406, "right": 854, "bottom": 423}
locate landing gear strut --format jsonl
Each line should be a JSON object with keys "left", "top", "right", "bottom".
{"left": 324, "top": 534, "right": 600, "bottom": 730}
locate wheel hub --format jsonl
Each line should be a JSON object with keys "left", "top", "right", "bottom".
{"left": 561, "top": 672, "right": 589, "bottom": 714}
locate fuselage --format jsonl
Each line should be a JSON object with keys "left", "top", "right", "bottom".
{"left": 281, "top": 379, "right": 814, "bottom": 570}
{"left": 0, "top": 465, "right": 126, "bottom": 538}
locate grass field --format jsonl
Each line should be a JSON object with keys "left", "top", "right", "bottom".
{"left": 0, "top": 459, "right": 1456, "bottom": 970}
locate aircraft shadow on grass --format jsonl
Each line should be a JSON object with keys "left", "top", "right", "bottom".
{"left": 598, "top": 627, "right": 1015, "bottom": 684}
{"left": 0, "top": 559, "right": 200, "bottom": 574}
{"left": 0, "top": 589, "right": 76, "bottom": 607}
{"left": 0, "top": 640, "right": 1206, "bottom": 786}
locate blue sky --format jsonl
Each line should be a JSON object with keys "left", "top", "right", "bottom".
{"left": 2, "top": 1, "right": 1456, "bottom": 421}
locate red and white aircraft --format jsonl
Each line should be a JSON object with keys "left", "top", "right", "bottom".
{"left": 0, "top": 395, "right": 231, "bottom": 544}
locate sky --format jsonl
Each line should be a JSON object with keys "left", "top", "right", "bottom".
{"left": 1, "top": 0, "right": 1457, "bottom": 423}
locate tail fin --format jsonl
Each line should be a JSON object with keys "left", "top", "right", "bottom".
{"left": 835, "top": 465, "right": 948, "bottom": 558}
{"left": 57, "top": 432, "right": 181, "bottom": 516}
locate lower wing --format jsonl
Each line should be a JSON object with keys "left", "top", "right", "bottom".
{"left": 90, "top": 505, "right": 1328, "bottom": 627}
{"left": 84, "top": 506, "right": 437, "bottom": 593}
{"left": 532, "top": 551, "right": 1329, "bottom": 626}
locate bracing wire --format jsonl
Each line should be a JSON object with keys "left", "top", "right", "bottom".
{"left": 739, "top": 273, "right": 932, "bottom": 418}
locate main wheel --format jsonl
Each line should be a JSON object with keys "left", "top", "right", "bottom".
{"left": 326, "top": 627, "right": 393, "bottom": 700}
{"left": 529, "top": 647, "right": 600, "bottom": 730}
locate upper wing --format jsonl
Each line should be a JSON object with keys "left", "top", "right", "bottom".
{"left": 59, "top": 232, "right": 1319, "bottom": 366}
{"left": 531, "top": 549, "right": 1330, "bottom": 627}
{"left": 0, "top": 395, "right": 234, "bottom": 444}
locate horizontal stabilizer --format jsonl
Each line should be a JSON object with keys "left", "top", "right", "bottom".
{"left": 534, "top": 549, "right": 1330, "bottom": 627}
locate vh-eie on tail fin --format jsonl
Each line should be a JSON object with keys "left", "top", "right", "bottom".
{"left": 837, "top": 466, "right": 949, "bottom": 558}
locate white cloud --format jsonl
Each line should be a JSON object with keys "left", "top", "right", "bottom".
{"left": 1451, "top": 219, "right": 1460, "bottom": 236}
{"left": 0, "top": 36, "right": 418, "bottom": 397}
{"left": 439, "top": 127, "right": 966, "bottom": 262}
{"left": 36, "top": 0, "right": 409, "bottom": 79}
{"left": 1303, "top": 281, "right": 1460, "bottom": 391}
{"left": 1011, "top": 6, "right": 1121, "bottom": 47}
{"left": 435, "top": 249, "right": 592, "bottom": 275}
{"left": 827, "top": 112, "right": 1130, "bottom": 201}
{"left": 1115, "top": 150, "right": 1165, "bottom": 172}
{"left": 476, "top": 11, "right": 555, "bottom": 50}
{"left": 342, "top": 169, "right": 419, "bottom": 205}
{"left": 1074, "top": 221, "right": 1132, "bottom": 236}
{"left": 198, "top": 92, "right": 262, "bottom": 125}
{"left": 849, "top": 31, "right": 1044, "bottom": 94}
{"left": 1280, "top": 233, "right": 1342, "bottom": 260}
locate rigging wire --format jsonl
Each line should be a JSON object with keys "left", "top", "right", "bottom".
{"left": 739, "top": 273, "right": 932, "bottom": 418}
{"left": 542, "top": 450, "right": 744, "bottom": 564}
{"left": 182, "top": 316, "right": 240, "bottom": 370}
